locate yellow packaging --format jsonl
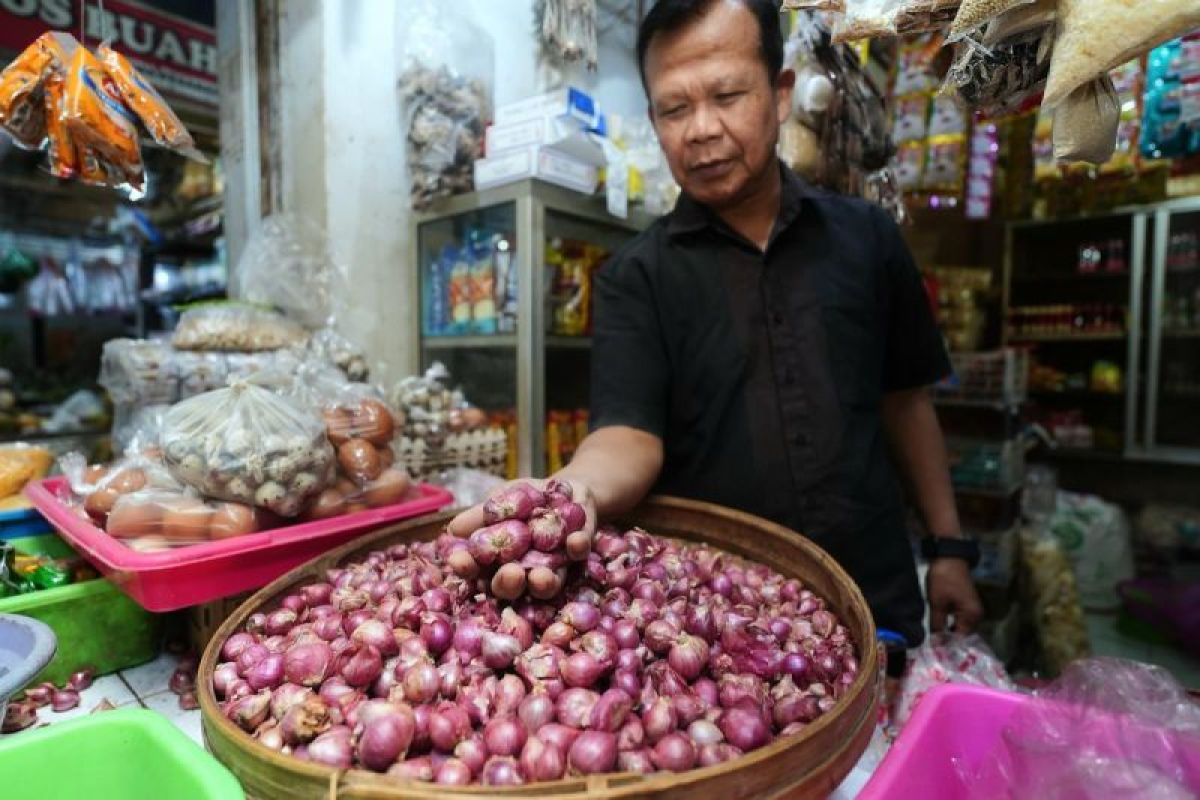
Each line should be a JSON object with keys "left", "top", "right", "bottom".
{"left": 0, "top": 36, "right": 52, "bottom": 148}
{"left": 97, "top": 43, "right": 204, "bottom": 161}
{"left": 43, "top": 70, "right": 79, "bottom": 178}
{"left": 0, "top": 444, "right": 53, "bottom": 498}
{"left": 62, "top": 45, "right": 143, "bottom": 189}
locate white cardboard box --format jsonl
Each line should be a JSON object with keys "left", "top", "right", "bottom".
{"left": 494, "top": 87, "right": 600, "bottom": 128}
{"left": 486, "top": 118, "right": 607, "bottom": 167}
{"left": 473, "top": 146, "right": 598, "bottom": 195}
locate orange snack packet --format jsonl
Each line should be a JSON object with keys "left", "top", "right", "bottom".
{"left": 77, "top": 145, "right": 125, "bottom": 188}
{"left": 97, "top": 43, "right": 204, "bottom": 161}
{"left": 0, "top": 36, "right": 54, "bottom": 148}
{"left": 43, "top": 70, "right": 79, "bottom": 178}
{"left": 62, "top": 45, "right": 143, "bottom": 189}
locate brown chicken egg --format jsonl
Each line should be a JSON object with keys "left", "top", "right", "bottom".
{"left": 304, "top": 489, "right": 346, "bottom": 521}
{"left": 209, "top": 503, "right": 259, "bottom": 540}
{"left": 106, "top": 498, "right": 162, "bottom": 539}
{"left": 108, "top": 468, "right": 147, "bottom": 494}
{"left": 352, "top": 399, "right": 395, "bottom": 446}
{"left": 338, "top": 439, "right": 382, "bottom": 483}
{"left": 363, "top": 469, "right": 410, "bottom": 508}
{"left": 84, "top": 488, "right": 120, "bottom": 522}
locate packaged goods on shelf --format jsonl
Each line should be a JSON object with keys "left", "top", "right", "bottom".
{"left": 473, "top": 145, "right": 599, "bottom": 194}
{"left": 422, "top": 230, "right": 516, "bottom": 337}
{"left": 546, "top": 239, "right": 608, "bottom": 337}
{"left": 1142, "top": 35, "right": 1200, "bottom": 161}
{"left": 494, "top": 86, "right": 600, "bottom": 128}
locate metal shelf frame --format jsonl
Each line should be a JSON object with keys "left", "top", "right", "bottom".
{"left": 410, "top": 180, "right": 654, "bottom": 475}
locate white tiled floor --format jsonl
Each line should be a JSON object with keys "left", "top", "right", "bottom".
{"left": 0, "top": 651, "right": 202, "bottom": 746}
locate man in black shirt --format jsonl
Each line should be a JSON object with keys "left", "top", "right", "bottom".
{"left": 452, "top": 0, "right": 982, "bottom": 644}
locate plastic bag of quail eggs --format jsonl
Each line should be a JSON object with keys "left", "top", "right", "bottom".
{"left": 160, "top": 380, "right": 336, "bottom": 517}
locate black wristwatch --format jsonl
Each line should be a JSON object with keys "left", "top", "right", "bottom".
{"left": 920, "top": 536, "right": 981, "bottom": 569}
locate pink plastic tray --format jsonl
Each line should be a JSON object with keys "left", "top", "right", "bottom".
{"left": 24, "top": 477, "right": 453, "bottom": 612}
{"left": 860, "top": 683, "right": 1200, "bottom": 799}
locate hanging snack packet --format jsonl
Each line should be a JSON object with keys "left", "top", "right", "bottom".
{"left": 62, "top": 45, "right": 143, "bottom": 190}
{"left": 43, "top": 70, "right": 79, "bottom": 179}
{"left": 0, "top": 33, "right": 68, "bottom": 149}
{"left": 1043, "top": 0, "right": 1200, "bottom": 109}
{"left": 96, "top": 43, "right": 205, "bottom": 162}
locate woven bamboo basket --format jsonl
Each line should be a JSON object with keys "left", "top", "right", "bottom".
{"left": 199, "top": 496, "right": 881, "bottom": 799}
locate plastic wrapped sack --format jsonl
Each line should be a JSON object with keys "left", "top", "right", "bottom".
{"left": 1046, "top": 490, "right": 1134, "bottom": 610}
{"left": 960, "top": 658, "right": 1200, "bottom": 799}
{"left": 286, "top": 364, "right": 399, "bottom": 486}
{"left": 161, "top": 381, "right": 335, "bottom": 517}
{"left": 1043, "top": 0, "right": 1200, "bottom": 109}
{"left": 396, "top": 0, "right": 492, "bottom": 209}
{"left": 894, "top": 633, "right": 1015, "bottom": 727}
{"left": 106, "top": 488, "right": 262, "bottom": 550}
{"left": 228, "top": 214, "right": 345, "bottom": 330}
{"left": 171, "top": 305, "right": 307, "bottom": 352}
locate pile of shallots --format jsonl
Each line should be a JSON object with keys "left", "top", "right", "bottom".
{"left": 213, "top": 483, "right": 858, "bottom": 785}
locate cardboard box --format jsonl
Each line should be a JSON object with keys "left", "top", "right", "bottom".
{"left": 487, "top": 116, "right": 590, "bottom": 156}
{"left": 494, "top": 87, "right": 600, "bottom": 128}
{"left": 473, "top": 146, "right": 598, "bottom": 195}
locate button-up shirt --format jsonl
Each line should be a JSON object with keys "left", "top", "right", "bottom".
{"left": 590, "top": 163, "right": 950, "bottom": 644}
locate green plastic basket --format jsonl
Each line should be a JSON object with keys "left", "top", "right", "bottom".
{"left": 0, "top": 708, "right": 243, "bottom": 799}
{"left": 0, "top": 533, "right": 159, "bottom": 686}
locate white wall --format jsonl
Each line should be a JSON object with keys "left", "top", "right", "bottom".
{"left": 261, "top": 0, "right": 645, "bottom": 386}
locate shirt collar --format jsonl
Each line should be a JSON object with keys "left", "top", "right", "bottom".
{"left": 666, "top": 161, "right": 814, "bottom": 240}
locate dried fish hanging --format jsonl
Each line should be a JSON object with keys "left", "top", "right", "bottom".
{"left": 536, "top": 0, "right": 599, "bottom": 71}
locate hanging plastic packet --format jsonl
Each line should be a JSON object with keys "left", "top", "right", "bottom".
{"left": 1053, "top": 76, "right": 1121, "bottom": 165}
{"left": 0, "top": 34, "right": 55, "bottom": 149}
{"left": 832, "top": 0, "right": 905, "bottom": 43}
{"left": 96, "top": 43, "right": 205, "bottom": 162}
{"left": 948, "top": 0, "right": 1036, "bottom": 42}
{"left": 1043, "top": 0, "right": 1200, "bottom": 109}
{"left": 62, "top": 45, "right": 143, "bottom": 190}
{"left": 945, "top": 30, "right": 1051, "bottom": 117}
{"left": 43, "top": 69, "right": 79, "bottom": 179}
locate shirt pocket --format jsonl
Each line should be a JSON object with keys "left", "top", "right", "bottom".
{"left": 820, "top": 300, "right": 882, "bottom": 409}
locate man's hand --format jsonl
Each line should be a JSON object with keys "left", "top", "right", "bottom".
{"left": 926, "top": 558, "right": 984, "bottom": 634}
{"left": 447, "top": 477, "right": 598, "bottom": 558}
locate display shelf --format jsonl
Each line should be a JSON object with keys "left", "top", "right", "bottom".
{"left": 1028, "top": 389, "right": 1124, "bottom": 401}
{"left": 1006, "top": 331, "right": 1126, "bottom": 343}
{"left": 1011, "top": 272, "right": 1129, "bottom": 284}
{"left": 1030, "top": 447, "right": 1126, "bottom": 463}
{"left": 422, "top": 335, "right": 517, "bottom": 350}
{"left": 412, "top": 179, "right": 652, "bottom": 475}
{"left": 1161, "top": 329, "right": 1200, "bottom": 339}
{"left": 547, "top": 336, "right": 592, "bottom": 349}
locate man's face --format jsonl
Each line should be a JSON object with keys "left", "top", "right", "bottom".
{"left": 644, "top": 1, "right": 793, "bottom": 210}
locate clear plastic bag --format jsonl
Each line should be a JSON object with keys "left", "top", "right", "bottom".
{"left": 106, "top": 488, "right": 263, "bottom": 550}
{"left": 59, "top": 449, "right": 181, "bottom": 526}
{"left": 171, "top": 305, "right": 307, "bottom": 352}
{"left": 228, "top": 214, "right": 345, "bottom": 330}
{"left": 894, "top": 633, "right": 1015, "bottom": 727}
{"left": 832, "top": 0, "right": 906, "bottom": 42}
{"left": 160, "top": 381, "right": 335, "bottom": 517}
{"left": 960, "top": 658, "right": 1200, "bottom": 799}
{"left": 1043, "top": 0, "right": 1200, "bottom": 109}
{"left": 397, "top": 0, "right": 492, "bottom": 209}
{"left": 287, "top": 363, "right": 400, "bottom": 486}
{"left": 306, "top": 328, "right": 370, "bottom": 382}
{"left": 948, "top": 0, "right": 1035, "bottom": 42}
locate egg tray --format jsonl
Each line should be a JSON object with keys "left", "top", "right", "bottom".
{"left": 22, "top": 476, "right": 453, "bottom": 612}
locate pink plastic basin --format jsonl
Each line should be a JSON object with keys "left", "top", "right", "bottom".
{"left": 25, "top": 477, "right": 453, "bottom": 612}
{"left": 860, "top": 683, "right": 1200, "bottom": 799}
